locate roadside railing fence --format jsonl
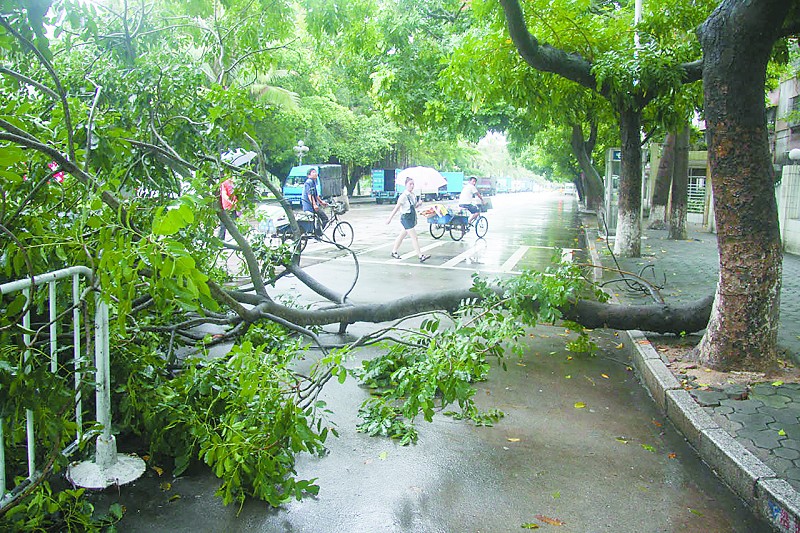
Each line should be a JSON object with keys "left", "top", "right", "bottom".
{"left": 0, "top": 266, "right": 143, "bottom": 512}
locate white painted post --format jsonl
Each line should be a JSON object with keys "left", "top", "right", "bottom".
{"left": 73, "top": 273, "right": 83, "bottom": 440}
{"left": 22, "top": 288, "right": 35, "bottom": 478}
{"left": 66, "top": 295, "right": 145, "bottom": 489}
{"left": 94, "top": 299, "right": 116, "bottom": 468}
{"left": 49, "top": 281, "right": 57, "bottom": 373}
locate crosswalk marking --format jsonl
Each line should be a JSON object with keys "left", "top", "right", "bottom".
{"left": 501, "top": 246, "right": 530, "bottom": 272}
{"left": 302, "top": 243, "right": 579, "bottom": 273}
{"left": 442, "top": 244, "right": 485, "bottom": 268}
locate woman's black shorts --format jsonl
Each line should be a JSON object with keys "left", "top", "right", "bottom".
{"left": 400, "top": 212, "right": 417, "bottom": 229}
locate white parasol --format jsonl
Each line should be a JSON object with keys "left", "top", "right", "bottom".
{"left": 396, "top": 166, "right": 447, "bottom": 192}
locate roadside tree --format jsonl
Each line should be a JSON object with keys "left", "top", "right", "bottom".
{"left": 693, "top": 0, "right": 797, "bottom": 370}
{"left": 496, "top": 0, "right": 709, "bottom": 257}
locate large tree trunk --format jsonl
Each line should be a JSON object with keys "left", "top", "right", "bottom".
{"left": 648, "top": 133, "right": 675, "bottom": 229}
{"left": 614, "top": 107, "right": 643, "bottom": 257}
{"left": 695, "top": 0, "right": 788, "bottom": 371}
{"left": 570, "top": 123, "right": 604, "bottom": 212}
{"left": 668, "top": 125, "right": 689, "bottom": 240}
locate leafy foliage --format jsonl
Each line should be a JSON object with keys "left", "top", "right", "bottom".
{"left": 119, "top": 326, "right": 331, "bottom": 508}
{"left": 0, "top": 483, "right": 123, "bottom": 532}
{"left": 353, "top": 263, "right": 604, "bottom": 442}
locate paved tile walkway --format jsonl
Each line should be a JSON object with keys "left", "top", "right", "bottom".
{"left": 602, "top": 223, "right": 800, "bottom": 493}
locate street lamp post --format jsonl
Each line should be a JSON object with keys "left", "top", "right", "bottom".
{"left": 294, "top": 140, "right": 309, "bottom": 165}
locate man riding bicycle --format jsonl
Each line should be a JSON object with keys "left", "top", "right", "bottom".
{"left": 459, "top": 176, "right": 484, "bottom": 225}
{"left": 301, "top": 167, "right": 328, "bottom": 236}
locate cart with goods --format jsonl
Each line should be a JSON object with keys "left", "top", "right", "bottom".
{"left": 421, "top": 203, "right": 489, "bottom": 241}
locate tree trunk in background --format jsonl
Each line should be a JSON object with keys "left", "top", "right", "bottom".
{"left": 570, "top": 123, "right": 604, "bottom": 212}
{"left": 648, "top": 133, "right": 675, "bottom": 229}
{"left": 695, "top": 0, "right": 788, "bottom": 371}
{"left": 668, "top": 126, "right": 689, "bottom": 240}
{"left": 613, "top": 107, "right": 642, "bottom": 257}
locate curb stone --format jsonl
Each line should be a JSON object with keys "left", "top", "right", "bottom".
{"left": 582, "top": 215, "right": 800, "bottom": 532}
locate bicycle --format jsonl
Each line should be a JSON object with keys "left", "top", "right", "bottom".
{"left": 428, "top": 207, "right": 488, "bottom": 241}
{"left": 278, "top": 200, "right": 354, "bottom": 252}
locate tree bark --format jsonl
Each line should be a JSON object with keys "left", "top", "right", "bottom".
{"left": 648, "top": 133, "right": 675, "bottom": 230}
{"left": 695, "top": 0, "right": 789, "bottom": 371}
{"left": 570, "top": 122, "right": 604, "bottom": 212}
{"left": 668, "top": 125, "right": 689, "bottom": 240}
{"left": 614, "top": 107, "right": 643, "bottom": 257}
{"left": 233, "top": 284, "right": 716, "bottom": 337}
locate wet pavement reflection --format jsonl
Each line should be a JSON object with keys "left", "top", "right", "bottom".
{"left": 300, "top": 191, "right": 586, "bottom": 275}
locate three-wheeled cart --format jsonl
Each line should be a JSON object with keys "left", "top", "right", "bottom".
{"left": 426, "top": 208, "right": 488, "bottom": 241}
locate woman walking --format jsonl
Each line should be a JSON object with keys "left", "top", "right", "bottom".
{"left": 386, "top": 177, "right": 430, "bottom": 262}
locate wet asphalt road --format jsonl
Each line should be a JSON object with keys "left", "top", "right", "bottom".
{"left": 91, "top": 193, "right": 770, "bottom": 532}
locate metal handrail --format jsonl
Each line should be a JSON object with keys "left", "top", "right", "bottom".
{"left": 0, "top": 266, "right": 143, "bottom": 511}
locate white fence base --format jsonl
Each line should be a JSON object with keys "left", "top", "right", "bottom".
{"left": 66, "top": 435, "right": 145, "bottom": 489}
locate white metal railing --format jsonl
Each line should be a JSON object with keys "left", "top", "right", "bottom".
{"left": 0, "top": 267, "right": 143, "bottom": 511}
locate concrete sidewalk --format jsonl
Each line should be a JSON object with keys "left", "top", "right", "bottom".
{"left": 590, "top": 219, "right": 800, "bottom": 532}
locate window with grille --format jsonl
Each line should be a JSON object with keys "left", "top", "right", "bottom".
{"left": 687, "top": 167, "right": 707, "bottom": 214}
{"left": 790, "top": 96, "right": 800, "bottom": 132}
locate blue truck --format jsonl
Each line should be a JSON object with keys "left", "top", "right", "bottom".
{"left": 439, "top": 171, "right": 465, "bottom": 200}
{"left": 495, "top": 176, "right": 512, "bottom": 194}
{"left": 371, "top": 168, "right": 400, "bottom": 204}
{"left": 282, "top": 164, "right": 343, "bottom": 206}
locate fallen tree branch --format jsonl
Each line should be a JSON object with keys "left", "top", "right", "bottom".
{"left": 567, "top": 294, "right": 714, "bottom": 334}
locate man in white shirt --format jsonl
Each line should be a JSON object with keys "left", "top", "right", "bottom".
{"left": 458, "top": 176, "right": 484, "bottom": 224}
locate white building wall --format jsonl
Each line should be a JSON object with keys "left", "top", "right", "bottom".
{"left": 779, "top": 165, "right": 800, "bottom": 255}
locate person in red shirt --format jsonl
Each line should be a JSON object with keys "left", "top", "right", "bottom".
{"left": 218, "top": 178, "right": 238, "bottom": 240}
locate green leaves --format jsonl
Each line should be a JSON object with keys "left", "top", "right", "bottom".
{"left": 133, "top": 337, "right": 329, "bottom": 508}
{"left": 353, "top": 262, "right": 601, "bottom": 441}
{"left": 152, "top": 200, "right": 196, "bottom": 236}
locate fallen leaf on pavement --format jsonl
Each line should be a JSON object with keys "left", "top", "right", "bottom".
{"left": 521, "top": 524, "right": 540, "bottom": 529}
{"left": 601, "top": 373, "right": 609, "bottom": 379}
{"left": 535, "top": 515, "right": 565, "bottom": 526}
{"left": 574, "top": 402, "right": 586, "bottom": 409}
{"left": 507, "top": 438, "right": 521, "bottom": 442}
{"left": 668, "top": 453, "right": 677, "bottom": 459}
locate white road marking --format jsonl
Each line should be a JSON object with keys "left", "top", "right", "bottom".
{"left": 501, "top": 246, "right": 530, "bottom": 272}
{"left": 302, "top": 243, "right": 579, "bottom": 274}
{"left": 442, "top": 244, "right": 484, "bottom": 268}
